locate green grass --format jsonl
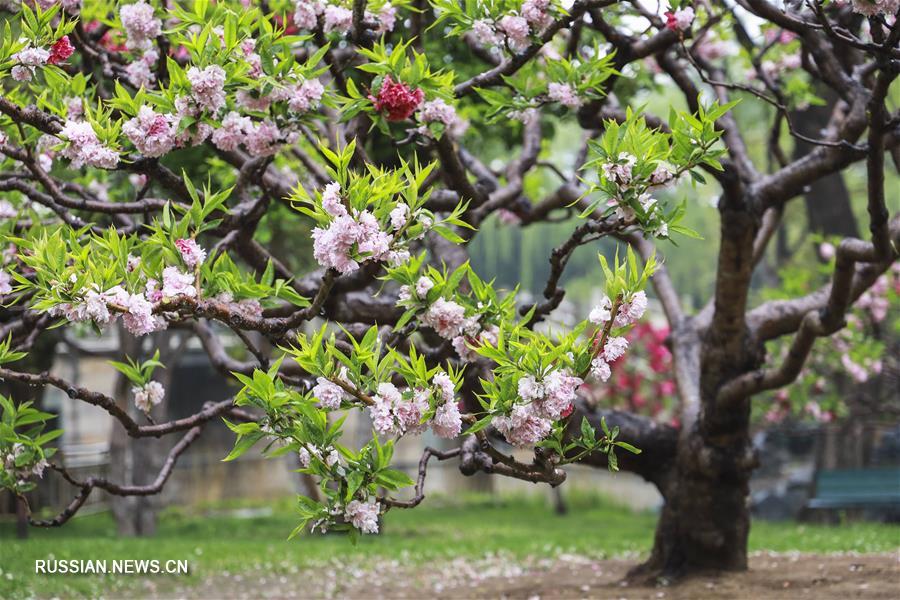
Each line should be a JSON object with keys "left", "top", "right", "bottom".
{"left": 1, "top": 492, "right": 898, "bottom": 598}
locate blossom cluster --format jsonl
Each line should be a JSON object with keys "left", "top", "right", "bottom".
{"left": 401, "top": 282, "right": 501, "bottom": 363}
{"left": 2, "top": 443, "right": 49, "bottom": 487}
{"left": 11, "top": 35, "right": 74, "bottom": 81}
{"left": 588, "top": 291, "right": 647, "bottom": 382}
{"left": 292, "top": 0, "right": 397, "bottom": 36}
{"left": 493, "top": 369, "right": 582, "bottom": 446}
{"left": 311, "top": 182, "right": 421, "bottom": 274}
{"left": 665, "top": 6, "right": 695, "bottom": 32}
{"left": 46, "top": 239, "right": 206, "bottom": 336}
{"left": 344, "top": 498, "right": 380, "bottom": 533}
{"left": 471, "top": 0, "right": 554, "bottom": 53}
{"left": 369, "top": 370, "right": 462, "bottom": 438}
{"left": 58, "top": 120, "right": 120, "bottom": 169}
{"left": 600, "top": 152, "right": 676, "bottom": 237}
{"left": 109, "top": 2, "right": 329, "bottom": 160}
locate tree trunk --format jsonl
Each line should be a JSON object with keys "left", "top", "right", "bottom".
{"left": 635, "top": 429, "right": 753, "bottom": 578}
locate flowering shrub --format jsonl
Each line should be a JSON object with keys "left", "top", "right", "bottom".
{"left": 759, "top": 251, "right": 900, "bottom": 425}
{"left": 0, "top": 0, "right": 895, "bottom": 571}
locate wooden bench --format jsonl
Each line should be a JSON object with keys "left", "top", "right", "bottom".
{"left": 807, "top": 467, "right": 900, "bottom": 510}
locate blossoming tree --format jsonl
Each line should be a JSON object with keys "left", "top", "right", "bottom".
{"left": 0, "top": 0, "right": 898, "bottom": 579}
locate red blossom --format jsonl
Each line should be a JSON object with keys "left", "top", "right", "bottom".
{"left": 368, "top": 76, "right": 424, "bottom": 122}
{"left": 664, "top": 11, "right": 678, "bottom": 31}
{"left": 47, "top": 36, "right": 75, "bottom": 65}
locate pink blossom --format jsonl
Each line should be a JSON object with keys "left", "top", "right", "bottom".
{"left": 405, "top": 389, "right": 433, "bottom": 433}
{"left": 120, "top": 1, "right": 162, "bottom": 50}
{"left": 245, "top": 120, "right": 281, "bottom": 157}
{"left": 58, "top": 120, "right": 120, "bottom": 169}
{"left": 694, "top": 37, "right": 732, "bottom": 62}
{"left": 133, "top": 380, "right": 165, "bottom": 413}
{"left": 125, "top": 53, "right": 156, "bottom": 88}
{"left": 161, "top": 266, "right": 196, "bottom": 298}
{"left": 37, "top": 0, "right": 82, "bottom": 11}
{"left": 15, "top": 46, "right": 50, "bottom": 67}
{"left": 236, "top": 90, "right": 271, "bottom": 111}
{"left": 0, "top": 270, "right": 12, "bottom": 296}
{"left": 12, "top": 46, "right": 50, "bottom": 80}
{"left": 298, "top": 447, "right": 311, "bottom": 467}
{"left": 312, "top": 377, "right": 345, "bottom": 410}
{"left": 421, "top": 297, "right": 467, "bottom": 339}
{"left": 288, "top": 79, "right": 325, "bottom": 113}
{"left": 83, "top": 288, "right": 111, "bottom": 324}
{"left": 548, "top": 82, "right": 580, "bottom": 108}
{"left": 11, "top": 66, "right": 33, "bottom": 81}
{"left": 472, "top": 19, "right": 502, "bottom": 47}
{"left": 319, "top": 182, "right": 346, "bottom": 217}
{"left": 589, "top": 297, "right": 612, "bottom": 325}
{"left": 603, "top": 336, "right": 629, "bottom": 362}
{"left": 187, "top": 65, "right": 227, "bottom": 115}
{"left": 601, "top": 152, "right": 637, "bottom": 189}
{"left": 665, "top": 6, "right": 694, "bottom": 31}
{"left": 840, "top": 354, "right": 869, "bottom": 383}
{"left": 591, "top": 357, "right": 612, "bottom": 382}
{"left": 0, "top": 201, "right": 17, "bottom": 219}
{"left": 418, "top": 98, "right": 458, "bottom": 127}
{"left": 175, "top": 238, "right": 207, "bottom": 268}
{"left": 389, "top": 203, "right": 409, "bottom": 230}
{"left": 617, "top": 291, "right": 647, "bottom": 326}
{"left": 312, "top": 215, "right": 363, "bottom": 274}
{"left": 432, "top": 370, "right": 456, "bottom": 403}
{"left": 492, "top": 405, "right": 552, "bottom": 446}
{"left": 536, "top": 369, "right": 583, "bottom": 420}
{"left": 293, "top": 0, "right": 324, "bottom": 30}
{"left": 323, "top": 5, "right": 353, "bottom": 34}
{"left": 376, "top": 4, "right": 397, "bottom": 33}
{"left": 521, "top": 0, "right": 552, "bottom": 31}
{"left": 498, "top": 15, "right": 530, "bottom": 52}
{"left": 818, "top": 242, "right": 836, "bottom": 261}
{"left": 211, "top": 111, "right": 252, "bottom": 152}
{"left": 121, "top": 292, "right": 166, "bottom": 336}
{"left": 66, "top": 97, "right": 84, "bottom": 119}
{"left": 356, "top": 211, "right": 393, "bottom": 260}
{"left": 432, "top": 398, "right": 462, "bottom": 438}
{"left": 371, "top": 383, "right": 429, "bottom": 436}
{"left": 517, "top": 375, "right": 544, "bottom": 402}
{"left": 414, "top": 276, "right": 434, "bottom": 298}
{"left": 344, "top": 499, "right": 380, "bottom": 533}
{"left": 651, "top": 164, "right": 675, "bottom": 186}
{"left": 122, "top": 106, "right": 176, "bottom": 157}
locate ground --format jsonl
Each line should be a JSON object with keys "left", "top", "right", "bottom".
{"left": 1, "top": 492, "right": 898, "bottom": 598}
{"left": 183, "top": 553, "right": 900, "bottom": 599}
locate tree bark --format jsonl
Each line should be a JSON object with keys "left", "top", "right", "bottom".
{"left": 634, "top": 429, "right": 753, "bottom": 578}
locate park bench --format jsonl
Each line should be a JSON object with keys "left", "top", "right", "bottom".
{"left": 807, "top": 467, "right": 900, "bottom": 510}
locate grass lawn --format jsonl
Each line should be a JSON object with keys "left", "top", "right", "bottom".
{"left": 1, "top": 492, "right": 898, "bottom": 598}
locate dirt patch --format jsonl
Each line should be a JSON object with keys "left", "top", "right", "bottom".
{"left": 170, "top": 552, "right": 900, "bottom": 599}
